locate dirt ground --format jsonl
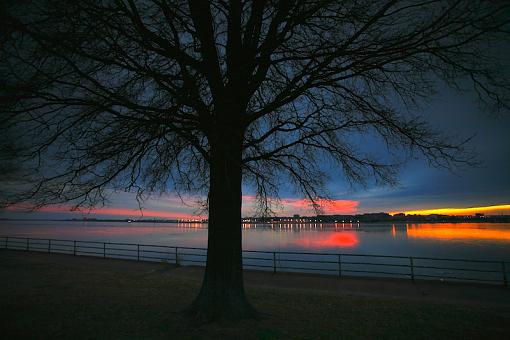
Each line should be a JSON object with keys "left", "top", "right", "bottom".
{"left": 2, "top": 249, "right": 510, "bottom": 339}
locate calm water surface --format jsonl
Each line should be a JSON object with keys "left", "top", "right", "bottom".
{"left": 1, "top": 220, "right": 509, "bottom": 261}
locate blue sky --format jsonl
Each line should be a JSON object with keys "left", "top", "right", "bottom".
{"left": 348, "top": 86, "right": 510, "bottom": 213}
{"left": 2, "top": 85, "right": 509, "bottom": 220}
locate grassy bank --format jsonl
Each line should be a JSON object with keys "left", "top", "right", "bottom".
{"left": 1, "top": 250, "right": 509, "bottom": 339}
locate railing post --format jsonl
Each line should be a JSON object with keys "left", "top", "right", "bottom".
{"left": 410, "top": 256, "right": 415, "bottom": 283}
{"left": 502, "top": 262, "right": 507, "bottom": 287}
{"left": 137, "top": 244, "right": 140, "bottom": 261}
{"left": 175, "top": 247, "right": 179, "bottom": 266}
{"left": 48, "top": 239, "right": 51, "bottom": 254}
{"left": 103, "top": 243, "right": 106, "bottom": 258}
{"left": 338, "top": 254, "right": 342, "bottom": 278}
{"left": 273, "top": 252, "right": 277, "bottom": 274}
{"left": 73, "top": 241, "right": 76, "bottom": 256}
{"left": 26, "top": 238, "right": 30, "bottom": 251}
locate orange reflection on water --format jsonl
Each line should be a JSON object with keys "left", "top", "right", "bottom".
{"left": 406, "top": 223, "right": 510, "bottom": 242}
{"left": 296, "top": 232, "right": 359, "bottom": 249}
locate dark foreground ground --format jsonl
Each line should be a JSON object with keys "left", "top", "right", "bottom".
{"left": 1, "top": 249, "right": 510, "bottom": 339}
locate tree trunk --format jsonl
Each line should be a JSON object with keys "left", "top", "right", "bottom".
{"left": 189, "top": 135, "right": 257, "bottom": 322}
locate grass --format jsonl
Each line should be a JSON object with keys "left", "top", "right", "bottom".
{"left": 1, "top": 250, "right": 510, "bottom": 339}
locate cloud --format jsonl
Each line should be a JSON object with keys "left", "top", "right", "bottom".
{"left": 4, "top": 202, "right": 202, "bottom": 220}
{"left": 4, "top": 194, "right": 360, "bottom": 219}
{"left": 281, "top": 198, "right": 359, "bottom": 215}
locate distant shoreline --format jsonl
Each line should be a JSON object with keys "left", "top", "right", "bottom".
{"left": 1, "top": 218, "right": 510, "bottom": 224}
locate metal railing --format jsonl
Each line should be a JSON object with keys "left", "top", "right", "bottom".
{"left": 1, "top": 236, "right": 508, "bottom": 286}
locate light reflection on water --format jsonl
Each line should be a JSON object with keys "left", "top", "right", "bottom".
{"left": 294, "top": 232, "right": 359, "bottom": 248}
{"left": 406, "top": 223, "right": 510, "bottom": 241}
{"left": 1, "top": 221, "right": 509, "bottom": 260}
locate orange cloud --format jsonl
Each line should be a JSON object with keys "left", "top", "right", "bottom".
{"left": 282, "top": 198, "right": 359, "bottom": 215}
{"left": 241, "top": 195, "right": 359, "bottom": 216}
{"left": 393, "top": 204, "right": 510, "bottom": 216}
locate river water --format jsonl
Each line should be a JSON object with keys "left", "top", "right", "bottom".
{"left": 1, "top": 220, "right": 509, "bottom": 261}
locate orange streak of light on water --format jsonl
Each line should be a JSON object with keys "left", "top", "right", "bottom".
{"left": 406, "top": 223, "right": 510, "bottom": 242}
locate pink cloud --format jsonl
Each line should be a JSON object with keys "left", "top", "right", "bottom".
{"left": 241, "top": 196, "right": 359, "bottom": 215}
{"left": 86, "top": 207, "right": 201, "bottom": 220}
{"left": 242, "top": 195, "right": 257, "bottom": 201}
{"left": 5, "top": 203, "right": 202, "bottom": 220}
{"left": 5, "top": 195, "right": 359, "bottom": 219}
{"left": 281, "top": 198, "right": 359, "bottom": 215}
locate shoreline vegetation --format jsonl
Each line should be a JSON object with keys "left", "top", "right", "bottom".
{"left": 2, "top": 249, "right": 510, "bottom": 339}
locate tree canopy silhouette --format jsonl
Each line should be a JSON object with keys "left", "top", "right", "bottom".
{"left": 1, "top": 0, "right": 509, "bottom": 321}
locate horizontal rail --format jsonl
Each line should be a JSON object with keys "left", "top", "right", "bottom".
{"left": 104, "top": 241, "right": 139, "bottom": 246}
{"left": 50, "top": 247, "right": 72, "bottom": 251}
{"left": 105, "top": 252, "right": 137, "bottom": 258}
{"left": 278, "top": 258, "right": 339, "bottom": 265}
{"left": 1, "top": 235, "right": 509, "bottom": 286}
{"left": 243, "top": 256, "right": 273, "bottom": 261}
{"left": 138, "top": 248, "right": 172, "bottom": 254}
{"left": 139, "top": 255, "right": 173, "bottom": 261}
{"left": 177, "top": 253, "right": 206, "bottom": 258}
{"left": 278, "top": 266, "right": 338, "bottom": 272}
{"left": 342, "top": 269, "right": 411, "bottom": 276}
{"left": 262, "top": 249, "right": 411, "bottom": 259}
{"left": 341, "top": 261, "right": 410, "bottom": 268}
{"left": 412, "top": 265, "right": 502, "bottom": 274}
{"left": 244, "top": 264, "right": 274, "bottom": 269}
{"left": 76, "top": 245, "right": 104, "bottom": 250}
{"left": 414, "top": 273, "right": 503, "bottom": 283}
{"left": 75, "top": 250, "right": 103, "bottom": 255}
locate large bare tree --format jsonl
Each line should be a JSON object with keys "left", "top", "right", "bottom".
{"left": 1, "top": 0, "right": 509, "bottom": 320}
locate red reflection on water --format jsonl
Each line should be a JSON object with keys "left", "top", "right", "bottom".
{"left": 296, "top": 232, "right": 359, "bottom": 249}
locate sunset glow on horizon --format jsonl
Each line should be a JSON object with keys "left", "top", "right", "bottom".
{"left": 3, "top": 196, "right": 361, "bottom": 219}
{"left": 4, "top": 201, "right": 510, "bottom": 219}
{"left": 5, "top": 204, "right": 203, "bottom": 220}
{"left": 280, "top": 198, "right": 359, "bottom": 215}
{"left": 392, "top": 204, "right": 510, "bottom": 216}
{"left": 240, "top": 195, "right": 360, "bottom": 216}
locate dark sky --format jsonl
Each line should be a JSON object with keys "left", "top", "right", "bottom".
{"left": 1, "top": 2, "right": 509, "bottom": 220}
{"left": 2, "top": 84, "right": 509, "bottom": 219}
{"left": 344, "top": 86, "right": 510, "bottom": 213}
{"left": 3, "top": 28, "right": 510, "bottom": 219}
